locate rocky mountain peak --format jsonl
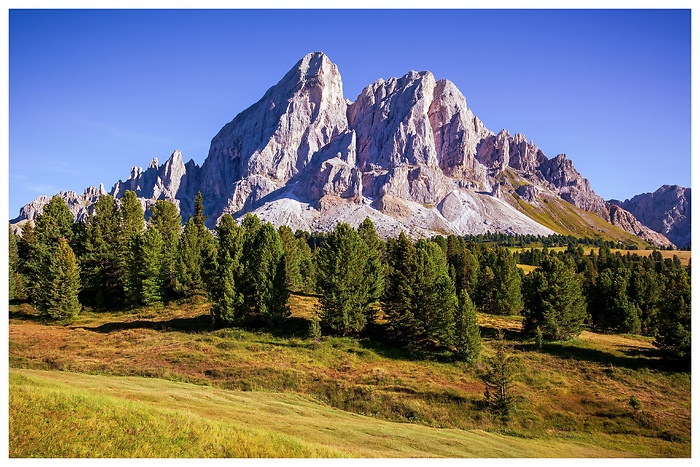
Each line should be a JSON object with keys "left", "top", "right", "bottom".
{"left": 10, "top": 52, "right": 681, "bottom": 248}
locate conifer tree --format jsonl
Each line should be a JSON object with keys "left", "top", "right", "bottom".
{"left": 81, "top": 195, "right": 122, "bottom": 307}
{"left": 356, "top": 218, "right": 384, "bottom": 324}
{"left": 193, "top": 192, "right": 207, "bottom": 229}
{"left": 34, "top": 238, "right": 81, "bottom": 321}
{"left": 174, "top": 218, "right": 208, "bottom": 298}
{"left": 478, "top": 248, "right": 523, "bottom": 315}
{"left": 413, "top": 240, "right": 457, "bottom": 346}
{"left": 591, "top": 268, "right": 640, "bottom": 334}
{"left": 119, "top": 190, "right": 145, "bottom": 239}
{"left": 316, "top": 222, "right": 375, "bottom": 335}
{"left": 628, "top": 264, "right": 660, "bottom": 335}
{"left": 119, "top": 191, "right": 145, "bottom": 307}
{"left": 29, "top": 196, "right": 76, "bottom": 305}
{"left": 522, "top": 255, "right": 588, "bottom": 340}
{"left": 482, "top": 329, "right": 515, "bottom": 420}
{"left": 173, "top": 194, "right": 216, "bottom": 299}
{"left": 149, "top": 199, "right": 182, "bottom": 297}
{"left": 128, "top": 227, "right": 165, "bottom": 306}
{"left": 33, "top": 195, "right": 74, "bottom": 244}
{"left": 278, "top": 225, "right": 303, "bottom": 292}
{"left": 454, "top": 290, "right": 481, "bottom": 362}
{"left": 210, "top": 214, "right": 245, "bottom": 325}
{"left": 239, "top": 220, "right": 289, "bottom": 326}
{"left": 295, "top": 233, "right": 317, "bottom": 294}
{"left": 16, "top": 223, "right": 35, "bottom": 300}
{"left": 8, "top": 225, "right": 23, "bottom": 300}
{"left": 654, "top": 267, "right": 691, "bottom": 362}
{"left": 382, "top": 232, "right": 421, "bottom": 345}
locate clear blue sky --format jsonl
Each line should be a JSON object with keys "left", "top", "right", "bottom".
{"left": 8, "top": 8, "right": 691, "bottom": 218}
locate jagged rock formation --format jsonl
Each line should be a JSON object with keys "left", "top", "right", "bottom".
{"left": 610, "top": 185, "right": 691, "bottom": 248}
{"left": 10, "top": 52, "right": 682, "bottom": 247}
{"left": 12, "top": 184, "right": 108, "bottom": 227}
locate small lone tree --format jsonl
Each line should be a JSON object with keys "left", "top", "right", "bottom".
{"left": 482, "top": 329, "right": 515, "bottom": 420}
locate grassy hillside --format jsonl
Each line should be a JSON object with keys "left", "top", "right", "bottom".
{"left": 511, "top": 193, "right": 651, "bottom": 248}
{"left": 9, "top": 298, "right": 691, "bottom": 458}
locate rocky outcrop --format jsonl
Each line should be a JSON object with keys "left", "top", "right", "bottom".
{"left": 606, "top": 204, "right": 675, "bottom": 248}
{"left": 610, "top": 185, "right": 691, "bottom": 248}
{"left": 537, "top": 153, "right": 609, "bottom": 218}
{"left": 11, "top": 184, "right": 108, "bottom": 225}
{"left": 10, "top": 52, "right": 681, "bottom": 247}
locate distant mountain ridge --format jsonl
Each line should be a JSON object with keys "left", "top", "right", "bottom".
{"left": 609, "top": 185, "right": 691, "bottom": 248}
{"left": 11, "top": 52, "right": 680, "bottom": 248}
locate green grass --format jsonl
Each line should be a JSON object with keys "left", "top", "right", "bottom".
{"left": 10, "top": 368, "right": 651, "bottom": 458}
{"left": 9, "top": 300, "right": 691, "bottom": 457}
{"left": 9, "top": 370, "right": 341, "bottom": 458}
{"left": 512, "top": 194, "right": 650, "bottom": 248}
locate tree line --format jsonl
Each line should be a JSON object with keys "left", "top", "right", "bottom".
{"left": 8, "top": 191, "right": 690, "bottom": 364}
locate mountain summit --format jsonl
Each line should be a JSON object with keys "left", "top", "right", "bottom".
{"left": 11, "top": 52, "right": 678, "bottom": 247}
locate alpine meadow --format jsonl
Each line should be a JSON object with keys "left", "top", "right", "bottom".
{"left": 8, "top": 9, "right": 691, "bottom": 459}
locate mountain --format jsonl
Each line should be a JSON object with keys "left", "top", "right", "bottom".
{"left": 609, "top": 185, "right": 691, "bottom": 248}
{"left": 10, "top": 52, "right": 678, "bottom": 248}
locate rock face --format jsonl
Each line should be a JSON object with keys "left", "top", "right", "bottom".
{"left": 11, "top": 52, "right": 682, "bottom": 247}
{"left": 12, "top": 184, "right": 108, "bottom": 226}
{"left": 610, "top": 185, "right": 691, "bottom": 248}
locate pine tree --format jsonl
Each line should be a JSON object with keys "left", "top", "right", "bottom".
{"left": 522, "top": 255, "right": 587, "bottom": 340}
{"left": 132, "top": 227, "right": 165, "bottom": 306}
{"left": 239, "top": 219, "right": 289, "bottom": 327}
{"left": 174, "top": 218, "right": 207, "bottom": 298}
{"left": 654, "top": 267, "right": 691, "bottom": 362}
{"left": 413, "top": 240, "right": 457, "bottom": 347}
{"left": 149, "top": 199, "right": 182, "bottom": 297}
{"left": 454, "top": 290, "right": 481, "bottom": 362}
{"left": 316, "top": 223, "right": 374, "bottom": 335}
{"left": 382, "top": 232, "right": 421, "bottom": 345}
{"left": 16, "top": 223, "right": 35, "bottom": 301}
{"left": 628, "top": 264, "right": 660, "bottom": 335}
{"left": 490, "top": 248, "right": 524, "bottom": 315}
{"left": 81, "top": 195, "right": 122, "bottom": 308}
{"left": 193, "top": 192, "right": 207, "bottom": 229}
{"left": 591, "top": 268, "right": 640, "bottom": 334}
{"left": 296, "top": 233, "right": 317, "bottom": 294}
{"left": 356, "top": 218, "right": 384, "bottom": 324}
{"left": 173, "top": 194, "right": 216, "bottom": 299}
{"left": 210, "top": 214, "right": 245, "bottom": 325}
{"left": 118, "top": 190, "right": 145, "bottom": 307}
{"left": 119, "top": 190, "right": 145, "bottom": 239}
{"left": 28, "top": 196, "right": 76, "bottom": 306}
{"left": 482, "top": 329, "right": 515, "bottom": 420}
{"left": 34, "top": 238, "right": 81, "bottom": 321}
{"left": 8, "top": 225, "right": 23, "bottom": 300}
{"left": 278, "top": 225, "right": 303, "bottom": 292}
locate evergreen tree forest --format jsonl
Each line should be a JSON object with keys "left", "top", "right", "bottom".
{"left": 8, "top": 191, "right": 691, "bottom": 364}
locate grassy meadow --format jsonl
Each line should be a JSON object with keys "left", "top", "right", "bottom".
{"left": 8, "top": 296, "right": 691, "bottom": 458}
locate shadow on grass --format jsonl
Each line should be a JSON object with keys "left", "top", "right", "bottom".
{"left": 80, "top": 313, "right": 213, "bottom": 334}
{"left": 520, "top": 341, "right": 687, "bottom": 373}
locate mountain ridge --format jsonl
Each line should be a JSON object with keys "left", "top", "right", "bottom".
{"left": 10, "top": 52, "right": 679, "bottom": 248}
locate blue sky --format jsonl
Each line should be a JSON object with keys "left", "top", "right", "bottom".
{"left": 8, "top": 8, "right": 691, "bottom": 218}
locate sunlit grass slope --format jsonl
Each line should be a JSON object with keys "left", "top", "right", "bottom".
{"left": 11, "top": 368, "right": 633, "bottom": 458}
